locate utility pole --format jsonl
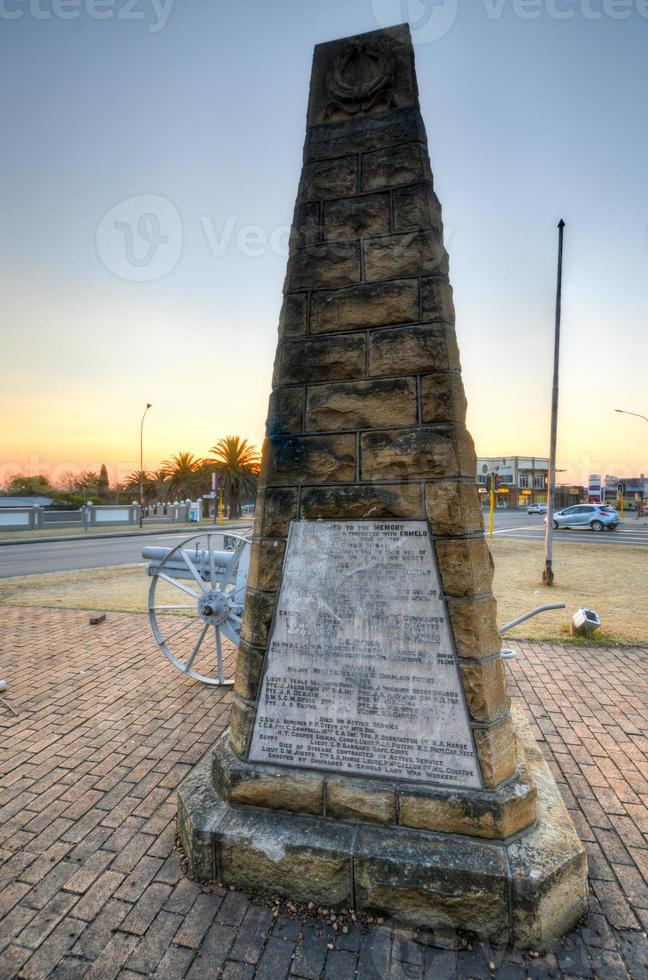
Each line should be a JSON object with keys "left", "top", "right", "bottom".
{"left": 139, "top": 403, "right": 152, "bottom": 529}
{"left": 543, "top": 220, "right": 565, "bottom": 586}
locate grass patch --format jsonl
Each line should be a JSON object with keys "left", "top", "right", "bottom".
{"left": 490, "top": 537, "right": 648, "bottom": 645}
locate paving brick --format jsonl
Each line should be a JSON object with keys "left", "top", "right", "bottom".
{"left": 71, "top": 871, "right": 125, "bottom": 922}
{"left": 149, "top": 944, "right": 195, "bottom": 979}
{"left": 172, "top": 892, "right": 222, "bottom": 948}
{"left": 254, "top": 935, "right": 295, "bottom": 980}
{"left": 17, "top": 891, "right": 79, "bottom": 951}
{"left": 323, "top": 948, "right": 358, "bottom": 979}
{"left": 71, "top": 899, "right": 131, "bottom": 960}
{"left": 83, "top": 931, "right": 139, "bottom": 980}
{"left": 18, "top": 916, "right": 87, "bottom": 980}
{"left": 3, "top": 608, "right": 648, "bottom": 980}
{"left": 217, "top": 890, "right": 250, "bottom": 928}
{"left": 126, "top": 910, "right": 183, "bottom": 975}
{"left": 291, "top": 924, "right": 329, "bottom": 979}
{"left": 119, "top": 882, "right": 172, "bottom": 936}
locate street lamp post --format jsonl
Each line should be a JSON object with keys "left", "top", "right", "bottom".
{"left": 139, "top": 403, "right": 152, "bottom": 529}
{"left": 543, "top": 220, "right": 565, "bottom": 586}
{"left": 615, "top": 409, "right": 648, "bottom": 517}
{"left": 615, "top": 409, "right": 648, "bottom": 424}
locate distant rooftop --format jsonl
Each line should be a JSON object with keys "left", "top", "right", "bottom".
{"left": 0, "top": 496, "right": 54, "bottom": 508}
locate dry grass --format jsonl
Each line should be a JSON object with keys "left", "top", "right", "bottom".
{"left": 1, "top": 537, "right": 646, "bottom": 645}
{"left": 0, "top": 565, "right": 165, "bottom": 615}
{"left": 490, "top": 537, "right": 648, "bottom": 644}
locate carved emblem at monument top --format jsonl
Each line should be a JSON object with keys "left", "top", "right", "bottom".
{"left": 324, "top": 37, "right": 396, "bottom": 118}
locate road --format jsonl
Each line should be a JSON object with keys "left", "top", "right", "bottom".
{"left": 0, "top": 525, "right": 253, "bottom": 579}
{"left": 1, "top": 511, "right": 647, "bottom": 579}
{"left": 487, "top": 509, "right": 648, "bottom": 547}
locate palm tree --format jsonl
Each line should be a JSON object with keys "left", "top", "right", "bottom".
{"left": 160, "top": 452, "right": 202, "bottom": 500}
{"left": 122, "top": 470, "right": 156, "bottom": 503}
{"left": 207, "top": 436, "right": 260, "bottom": 519}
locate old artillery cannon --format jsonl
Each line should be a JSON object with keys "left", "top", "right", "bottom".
{"left": 143, "top": 530, "right": 251, "bottom": 686}
{"left": 144, "top": 529, "right": 566, "bottom": 685}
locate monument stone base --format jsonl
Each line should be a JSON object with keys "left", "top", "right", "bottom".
{"left": 178, "top": 704, "right": 587, "bottom": 950}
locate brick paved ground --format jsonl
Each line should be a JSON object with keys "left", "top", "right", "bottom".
{"left": 1, "top": 606, "right": 648, "bottom": 979}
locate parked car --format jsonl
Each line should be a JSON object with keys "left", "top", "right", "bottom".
{"left": 527, "top": 504, "right": 547, "bottom": 515}
{"left": 545, "top": 504, "right": 621, "bottom": 531}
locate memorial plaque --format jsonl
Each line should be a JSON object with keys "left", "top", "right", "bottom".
{"left": 249, "top": 520, "right": 481, "bottom": 789}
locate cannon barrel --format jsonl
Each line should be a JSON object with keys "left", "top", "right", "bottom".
{"left": 141, "top": 546, "right": 233, "bottom": 565}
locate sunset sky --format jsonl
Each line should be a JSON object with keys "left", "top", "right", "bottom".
{"left": 1, "top": 0, "right": 647, "bottom": 488}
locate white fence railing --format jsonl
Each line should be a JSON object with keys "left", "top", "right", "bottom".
{"left": 0, "top": 501, "right": 194, "bottom": 532}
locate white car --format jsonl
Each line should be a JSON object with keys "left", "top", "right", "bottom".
{"left": 527, "top": 504, "right": 547, "bottom": 515}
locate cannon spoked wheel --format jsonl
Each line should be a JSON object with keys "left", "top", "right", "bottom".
{"left": 147, "top": 530, "right": 251, "bottom": 686}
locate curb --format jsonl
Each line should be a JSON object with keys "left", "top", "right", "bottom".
{"left": 0, "top": 523, "right": 252, "bottom": 548}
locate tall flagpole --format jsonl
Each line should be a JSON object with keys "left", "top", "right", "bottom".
{"left": 543, "top": 220, "right": 565, "bottom": 586}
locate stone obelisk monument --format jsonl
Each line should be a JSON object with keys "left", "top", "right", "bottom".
{"left": 179, "top": 24, "right": 587, "bottom": 947}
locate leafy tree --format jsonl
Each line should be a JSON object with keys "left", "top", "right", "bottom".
{"left": 3, "top": 474, "right": 53, "bottom": 496}
{"left": 207, "top": 436, "right": 260, "bottom": 519}
{"left": 160, "top": 452, "right": 202, "bottom": 500}
{"left": 58, "top": 470, "right": 101, "bottom": 494}
{"left": 97, "top": 464, "right": 110, "bottom": 501}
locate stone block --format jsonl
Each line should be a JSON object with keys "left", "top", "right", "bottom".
{"left": 301, "top": 155, "right": 358, "bottom": 201}
{"left": 364, "top": 230, "right": 448, "bottom": 282}
{"left": 425, "top": 481, "right": 484, "bottom": 537}
{"left": 474, "top": 716, "right": 517, "bottom": 789}
{"left": 278, "top": 292, "right": 309, "bottom": 338}
{"left": 273, "top": 334, "right": 366, "bottom": 386}
{"left": 421, "top": 276, "right": 455, "bottom": 323}
{"left": 300, "top": 483, "right": 423, "bottom": 521}
{"left": 246, "top": 537, "right": 286, "bottom": 594}
{"left": 305, "top": 106, "right": 426, "bottom": 161}
{"left": 262, "top": 433, "right": 356, "bottom": 485}
{"left": 446, "top": 596, "right": 501, "bottom": 661}
{"left": 266, "top": 388, "right": 304, "bottom": 436}
{"left": 176, "top": 757, "right": 221, "bottom": 881}
{"left": 292, "top": 201, "right": 321, "bottom": 248}
{"left": 361, "top": 142, "right": 432, "bottom": 193}
{"left": 229, "top": 697, "right": 256, "bottom": 758}
{"left": 459, "top": 657, "right": 511, "bottom": 725}
{"left": 360, "top": 426, "right": 475, "bottom": 482}
{"left": 368, "top": 324, "right": 453, "bottom": 378}
{"left": 306, "top": 379, "right": 417, "bottom": 432}
{"left": 398, "top": 770, "right": 536, "bottom": 840}
{"left": 253, "top": 487, "right": 299, "bottom": 538}
{"left": 420, "top": 372, "right": 467, "bottom": 424}
{"left": 310, "top": 279, "right": 419, "bottom": 334}
{"left": 307, "top": 24, "right": 417, "bottom": 127}
{"left": 219, "top": 808, "right": 355, "bottom": 907}
{"left": 286, "top": 241, "right": 360, "bottom": 291}
{"left": 323, "top": 193, "right": 390, "bottom": 241}
{"left": 212, "top": 737, "right": 324, "bottom": 816}
{"left": 508, "top": 706, "right": 588, "bottom": 949}
{"left": 354, "top": 823, "right": 509, "bottom": 941}
{"left": 240, "top": 589, "right": 277, "bottom": 648}
{"left": 325, "top": 777, "right": 396, "bottom": 824}
{"left": 392, "top": 184, "right": 442, "bottom": 232}
{"left": 434, "top": 538, "right": 494, "bottom": 597}
{"left": 233, "top": 640, "right": 265, "bottom": 703}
